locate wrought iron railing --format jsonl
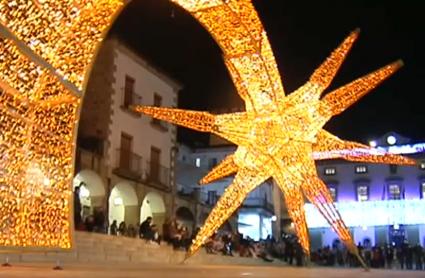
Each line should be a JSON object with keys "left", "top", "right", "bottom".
{"left": 123, "top": 91, "right": 143, "bottom": 108}
{"left": 114, "top": 148, "right": 142, "bottom": 179}
{"left": 145, "top": 161, "right": 169, "bottom": 188}
{"left": 243, "top": 197, "right": 274, "bottom": 212}
{"left": 75, "top": 147, "right": 103, "bottom": 173}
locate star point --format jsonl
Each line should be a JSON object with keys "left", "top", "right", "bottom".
{"left": 134, "top": 5, "right": 410, "bottom": 270}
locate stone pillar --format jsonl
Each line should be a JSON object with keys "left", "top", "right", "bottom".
{"left": 374, "top": 226, "right": 388, "bottom": 246}
{"left": 124, "top": 205, "right": 140, "bottom": 226}
{"left": 152, "top": 212, "right": 166, "bottom": 234}
{"left": 406, "top": 225, "right": 420, "bottom": 245}
{"left": 272, "top": 181, "right": 282, "bottom": 239}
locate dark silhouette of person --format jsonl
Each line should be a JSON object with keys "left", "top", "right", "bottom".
{"left": 139, "top": 216, "right": 155, "bottom": 241}
{"left": 73, "top": 185, "right": 82, "bottom": 229}
{"left": 414, "top": 244, "right": 423, "bottom": 270}
{"left": 93, "top": 208, "right": 105, "bottom": 233}
{"left": 110, "top": 220, "right": 118, "bottom": 235}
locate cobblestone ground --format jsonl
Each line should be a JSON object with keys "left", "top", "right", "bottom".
{"left": 0, "top": 263, "right": 423, "bottom": 278}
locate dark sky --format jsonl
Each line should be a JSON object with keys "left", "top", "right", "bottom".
{"left": 110, "top": 0, "right": 425, "bottom": 146}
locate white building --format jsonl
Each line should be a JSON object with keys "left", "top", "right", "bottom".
{"left": 74, "top": 37, "right": 181, "bottom": 233}
{"left": 176, "top": 143, "right": 277, "bottom": 240}
{"left": 307, "top": 132, "right": 425, "bottom": 250}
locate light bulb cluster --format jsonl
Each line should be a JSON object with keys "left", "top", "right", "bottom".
{"left": 134, "top": 1, "right": 416, "bottom": 269}
{"left": 0, "top": 38, "right": 80, "bottom": 248}
{"left": 0, "top": 0, "right": 122, "bottom": 250}
{"left": 0, "top": 0, "right": 124, "bottom": 89}
{"left": 0, "top": 0, "right": 414, "bottom": 268}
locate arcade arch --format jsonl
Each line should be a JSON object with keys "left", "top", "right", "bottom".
{"left": 73, "top": 169, "right": 106, "bottom": 220}
{"left": 176, "top": 206, "right": 195, "bottom": 233}
{"left": 108, "top": 181, "right": 138, "bottom": 226}
{"left": 140, "top": 192, "right": 166, "bottom": 233}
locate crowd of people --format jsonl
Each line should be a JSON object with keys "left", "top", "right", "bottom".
{"left": 74, "top": 186, "right": 425, "bottom": 270}
{"left": 76, "top": 208, "right": 425, "bottom": 271}
{"left": 310, "top": 240, "right": 425, "bottom": 270}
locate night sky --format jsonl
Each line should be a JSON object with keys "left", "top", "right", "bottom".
{"left": 110, "top": 0, "right": 425, "bottom": 146}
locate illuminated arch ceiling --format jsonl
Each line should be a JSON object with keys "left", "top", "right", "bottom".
{"left": 0, "top": 0, "right": 413, "bottom": 263}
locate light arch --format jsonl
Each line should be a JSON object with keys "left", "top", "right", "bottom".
{"left": 0, "top": 0, "right": 282, "bottom": 252}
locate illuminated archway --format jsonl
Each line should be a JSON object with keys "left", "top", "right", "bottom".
{"left": 0, "top": 3, "right": 410, "bottom": 268}
{"left": 0, "top": 0, "right": 278, "bottom": 251}
{"left": 108, "top": 182, "right": 138, "bottom": 225}
{"left": 140, "top": 192, "right": 166, "bottom": 233}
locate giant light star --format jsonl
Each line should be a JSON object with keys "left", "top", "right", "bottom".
{"left": 0, "top": 0, "right": 413, "bottom": 267}
{"left": 134, "top": 1, "right": 415, "bottom": 268}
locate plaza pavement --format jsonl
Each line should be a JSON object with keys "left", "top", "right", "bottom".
{"left": 0, "top": 262, "right": 423, "bottom": 278}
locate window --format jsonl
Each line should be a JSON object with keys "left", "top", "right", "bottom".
{"left": 356, "top": 185, "right": 369, "bottom": 202}
{"left": 124, "top": 75, "right": 135, "bottom": 108}
{"left": 324, "top": 167, "right": 336, "bottom": 176}
{"left": 152, "top": 93, "right": 163, "bottom": 126}
{"left": 355, "top": 165, "right": 367, "bottom": 174}
{"left": 421, "top": 181, "right": 425, "bottom": 199}
{"left": 195, "top": 158, "right": 201, "bottom": 168}
{"left": 329, "top": 187, "right": 337, "bottom": 202}
{"left": 389, "top": 165, "right": 398, "bottom": 174}
{"left": 419, "top": 162, "right": 425, "bottom": 170}
{"left": 209, "top": 158, "right": 218, "bottom": 169}
{"left": 154, "top": 93, "right": 162, "bottom": 106}
{"left": 207, "top": 191, "right": 217, "bottom": 205}
{"left": 119, "top": 133, "right": 133, "bottom": 170}
{"left": 388, "top": 183, "right": 402, "bottom": 200}
{"left": 149, "top": 147, "right": 161, "bottom": 182}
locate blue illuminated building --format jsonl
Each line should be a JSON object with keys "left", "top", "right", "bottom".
{"left": 308, "top": 132, "right": 425, "bottom": 250}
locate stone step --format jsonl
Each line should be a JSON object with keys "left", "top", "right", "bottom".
{"left": 0, "top": 232, "right": 288, "bottom": 268}
{"left": 0, "top": 253, "right": 22, "bottom": 264}
{"left": 77, "top": 251, "right": 106, "bottom": 263}
{"left": 20, "top": 253, "right": 48, "bottom": 262}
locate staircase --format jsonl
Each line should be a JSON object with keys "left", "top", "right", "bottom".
{"left": 0, "top": 232, "right": 286, "bottom": 267}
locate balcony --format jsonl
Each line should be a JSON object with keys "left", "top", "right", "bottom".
{"left": 75, "top": 147, "right": 103, "bottom": 174}
{"left": 145, "top": 161, "right": 169, "bottom": 189}
{"left": 177, "top": 185, "right": 206, "bottom": 203}
{"left": 243, "top": 197, "right": 274, "bottom": 213}
{"left": 113, "top": 148, "right": 142, "bottom": 180}
{"left": 151, "top": 118, "right": 168, "bottom": 132}
{"left": 121, "top": 91, "right": 143, "bottom": 116}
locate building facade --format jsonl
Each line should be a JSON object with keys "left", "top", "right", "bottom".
{"left": 307, "top": 132, "right": 425, "bottom": 251}
{"left": 176, "top": 144, "right": 277, "bottom": 240}
{"left": 73, "top": 37, "right": 181, "bottom": 233}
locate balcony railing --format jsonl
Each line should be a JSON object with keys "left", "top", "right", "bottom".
{"left": 151, "top": 118, "right": 168, "bottom": 131}
{"left": 145, "top": 161, "right": 169, "bottom": 188}
{"left": 177, "top": 185, "right": 204, "bottom": 202}
{"left": 243, "top": 197, "right": 274, "bottom": 212}
{"left": 75, "top": 147, "right": 103, "bottom": 174}
{"left": 122, "top": 91, "right": 143, "bottom": 109}
{"left": 113, "top": 148, "right": 142, "bottom": 180}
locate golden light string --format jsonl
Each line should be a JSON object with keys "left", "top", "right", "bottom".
{"left": 0, "top": 1, "right": 415, "bottom": 268}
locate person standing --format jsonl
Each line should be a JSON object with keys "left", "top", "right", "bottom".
{"left": 385, "top": 245, "right": 394, "bottom": 269}
{"left": 110, "top": 220, "right": 118, "bottom": 236}
{"left": 73, "top": 185, "right": 82, "bottom": 230}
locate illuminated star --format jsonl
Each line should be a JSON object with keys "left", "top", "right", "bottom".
{"left": 134, "top": 1, "right": 414, "bottom": 268}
